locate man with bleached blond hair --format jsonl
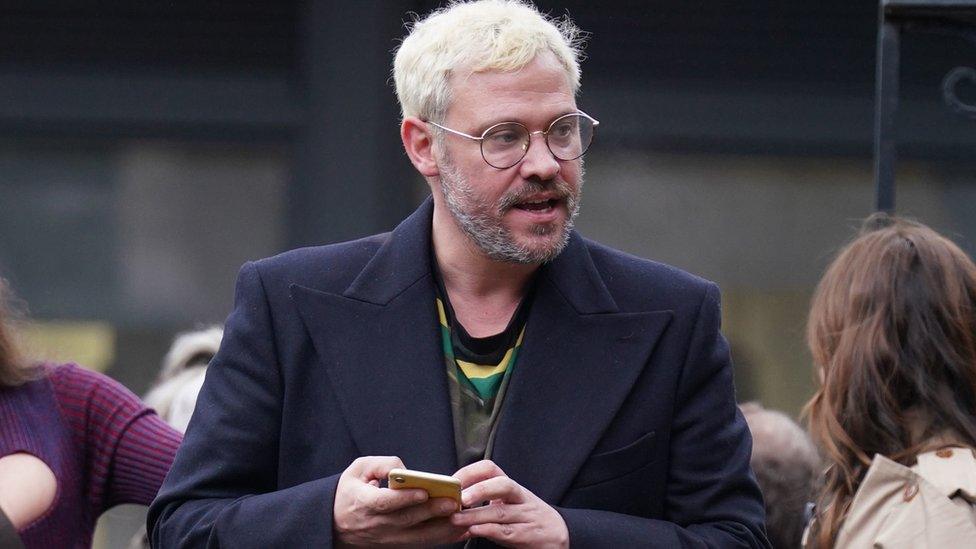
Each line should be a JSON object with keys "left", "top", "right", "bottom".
{"left": 149, "top": 2, "right": 768, "bottom": 547}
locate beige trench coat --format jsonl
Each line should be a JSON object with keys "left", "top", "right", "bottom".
{"left": 815, "top": 446, "right": 976, "bottom": 548}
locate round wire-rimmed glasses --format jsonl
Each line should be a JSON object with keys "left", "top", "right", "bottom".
{"left": 426, "top": 111, "right": 600, "bottom": 169}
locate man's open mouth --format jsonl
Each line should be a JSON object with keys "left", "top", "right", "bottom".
{"left": 514, "top": 198, "right": 559, "bottom": 212}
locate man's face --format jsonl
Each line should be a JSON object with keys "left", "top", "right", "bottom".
{"left": 432, "top": 51, "right": 583, "bottom": 264}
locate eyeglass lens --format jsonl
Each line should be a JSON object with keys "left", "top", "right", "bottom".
{"left": 481, "top": 114, "right": 594, "bottom": 169}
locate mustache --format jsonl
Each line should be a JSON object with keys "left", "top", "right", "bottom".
{"left": 497, "top": 179, "right": 575, "bottom": 213}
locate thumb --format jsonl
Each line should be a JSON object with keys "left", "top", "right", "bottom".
{"left": 345, "top": 456, "right": 406, "bottom": 482}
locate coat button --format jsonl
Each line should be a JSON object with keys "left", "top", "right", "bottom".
{"left": 936, "top": 448, "right": 954, "bottom": 458}
{"left": 903, "top": 482, "right": 919, "bottom": 501}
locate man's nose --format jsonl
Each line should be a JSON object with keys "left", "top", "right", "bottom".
{"left": 518, "top": 132, "right": 560, "bottom": 181}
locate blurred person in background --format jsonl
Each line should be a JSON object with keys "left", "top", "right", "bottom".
{"left": 804, "top": 214, "right": 976, "bottom": 547}
{"left": 128, "top": 326, "right": 222, "bottom": 549}
{"left": 0, "top": 279, "right": 182, "bottom": 548}
{"left": 142, "top": 326, "right": 222, "bottom": 433}
{"left": 740, "top": 401, "right": 821, "bottom": 549}
{"left": 150, "top": 0, "right": 767, "bottom": 547}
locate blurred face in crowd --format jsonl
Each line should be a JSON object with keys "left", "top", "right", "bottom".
{"left": 432, "top": 51, "right": 583, "bottom": 264}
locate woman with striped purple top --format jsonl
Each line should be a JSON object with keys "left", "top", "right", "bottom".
{"left": 0, "top": 280, "right": 182, "bottom": 548}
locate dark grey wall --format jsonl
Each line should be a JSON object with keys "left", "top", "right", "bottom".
{"left": 0, "top": 0, "right": 972, "bottom": 391}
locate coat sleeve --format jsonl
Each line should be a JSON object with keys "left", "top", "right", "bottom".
{"left": 556, "top": 283, "right": 770, "bottom": 548}
{"left": 147, "top": 261, "right": 341, "bottom": 548}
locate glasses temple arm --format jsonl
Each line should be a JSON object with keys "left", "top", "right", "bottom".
{"left": 425, "top": 121, "right": 483, "bottom": 141}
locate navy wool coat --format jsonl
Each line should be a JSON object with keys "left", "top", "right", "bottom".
{"left": 148, "top": 197, "right": 768, "bottom": 548}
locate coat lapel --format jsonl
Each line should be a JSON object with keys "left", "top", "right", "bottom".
{"left": 290, "top": 199, "right": 458, "bottom": 474}
{"left": 289, "top": 198, "right": 672, "bottom": 491}
{"left": 489, "top": 234, "right": 673, "bottom": 503}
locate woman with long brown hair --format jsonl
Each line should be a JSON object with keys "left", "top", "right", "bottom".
{"left": 0, "top": 279, "right": 33, "bottom": 548}
{"left": 0, "top": 279, "right": 182, "bottom": 548}
{"left": 804, "top": 214, "right": 976, "bottom": 547}
{"left": 0, "top": 281, "right": 34, "bottom": 387}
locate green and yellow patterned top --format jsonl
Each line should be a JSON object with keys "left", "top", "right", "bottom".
{"left": 437, "top": 298, "right": 524, "bottom": 402}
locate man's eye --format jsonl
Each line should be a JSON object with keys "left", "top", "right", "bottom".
{"left": 552, "top": 121, "right": 576, "bottom": 137}
{"left": 488, "top": 130, "right": 521, "bottom": 145}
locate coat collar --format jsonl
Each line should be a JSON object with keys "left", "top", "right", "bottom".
{"left": 291, "top": 196, "right": 672, "bottom": 497}
{"left": 831, "top": 449, "right": 976, "bottom": 547}
{"left": 341, "top": 196, "right": 437, "bottom": 306}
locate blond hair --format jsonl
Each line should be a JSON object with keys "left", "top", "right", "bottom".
{"left": 144, "top": 326, "right": 222, "bottom": 431}
{"left": 393, "top": 0, "right": 585, "bottom": 122}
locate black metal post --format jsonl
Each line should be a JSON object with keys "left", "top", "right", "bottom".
{"left": 874, "top": 0, "right": 976, "bottom": 212}
{"left": 874, "top": 11, "right": 900, "bottom": 213}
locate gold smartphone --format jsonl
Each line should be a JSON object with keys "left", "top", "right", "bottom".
{"left": 388, "top": 468, "right": 462, "bottom": 510}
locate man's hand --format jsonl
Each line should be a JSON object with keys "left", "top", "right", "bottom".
{"left": 451, "top": 460, "right": 569, "bottom": 549}
{"left": 333, "top": 456, "right": 469, "bottom": 547}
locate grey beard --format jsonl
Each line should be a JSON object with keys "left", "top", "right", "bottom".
{"left": 438, "top": 161, "right": 582, "bottom": 264}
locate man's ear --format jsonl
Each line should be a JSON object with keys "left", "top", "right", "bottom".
{"left": 401, "top": 117, "right": 439, "bottom": 177}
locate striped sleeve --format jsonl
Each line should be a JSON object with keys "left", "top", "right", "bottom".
{"left": 108, "top": 412, "right": 183, "bottom": 507}
{"left": 50, "top": 364, "right": 182, "bottom": 512}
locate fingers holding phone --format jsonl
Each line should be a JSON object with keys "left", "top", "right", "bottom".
{"left": 451, "top": 460, "right": 569, "bottom": 549}
{"left": 332, "top": 456, "right": 468, "bottom": 547}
